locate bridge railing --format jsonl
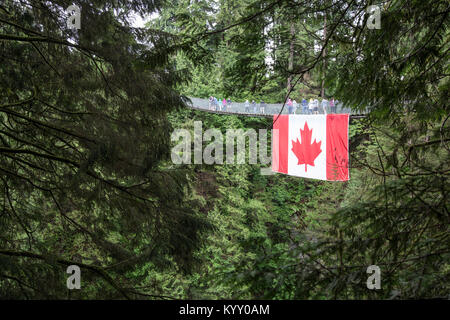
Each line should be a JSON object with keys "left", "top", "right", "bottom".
{"left": 186, "top": 97, "right": 365, "bottom": 115}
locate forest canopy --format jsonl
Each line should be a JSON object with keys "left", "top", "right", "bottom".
{"left": 0, "top": 0, "right": 448, "bottom": 299}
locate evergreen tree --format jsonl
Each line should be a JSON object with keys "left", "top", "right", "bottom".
{"left": 161, "top": 0, "right": 449, "bottom": 299}
{"left": 0, "top": 0, "right": 210, "bottom": 298}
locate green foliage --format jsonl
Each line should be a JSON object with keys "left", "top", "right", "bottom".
{"left": 164, "top": 108, "right": 337, "bottom": 299}
{"left": 0, "top": 0, "right": 211, "bottom": 299}
{"left": 0, "top": 0, "right": 448, "bottom": 300}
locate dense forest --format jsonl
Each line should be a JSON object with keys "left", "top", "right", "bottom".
{"left": 0, "top": 0, "right": 448, "bottom": 299}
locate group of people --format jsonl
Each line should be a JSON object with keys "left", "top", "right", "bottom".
{"left": 287, "top": 97, "right": 337, "bottom": 115}
{"left": 209, "top": 97, "right": 232, "bottom": 112}
{"left": 208, "top": 96, "right": 338, "bottom": 114}
{"left": 244, "top": 100, "right": 267, "bottom": 114}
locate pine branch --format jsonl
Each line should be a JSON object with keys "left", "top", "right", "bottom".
{"left": 0, "top": 249, "right": 131, "bottom": 299}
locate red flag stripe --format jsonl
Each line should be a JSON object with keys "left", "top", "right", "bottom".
{"left": 272, "top": 115, "right": 289, "bottom": 174}
{"left": 326, "top": 114, "right": 349, "bottom": 181}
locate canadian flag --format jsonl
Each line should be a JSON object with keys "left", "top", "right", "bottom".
{"left": 272, "top": 114, "right": 349, "bottom": 181}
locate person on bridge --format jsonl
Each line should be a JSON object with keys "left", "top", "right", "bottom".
{"left": 208, "top": 96, "right": 213, "bottom": 110}
{"left": 227, "top": 98, "right": 232, "bottom": 111}
{"left": 260, "top": 100, "right": 266, "bottom": 114}
{"left": 293, "top": 100, "right": 298, "bottom": 114}
{"left": 302, "top": 98, "right": 308, "bottom": 114}
{"left": 321, "top": 98, "right": 328, "bottom": 115}
{"left": 308, "top": 98, "right": 314, "bottom": 114}
{"left": 222, "top": 98, "right": 227, "bottom": 112}
{"left": 313, "top": 98, "right": 319, "bottom": 114}
{"left": 245, "top": 100, "right": 250, "bottom": 113}
{"left": 330, "top": 97, "right": 336, "bottom": 113}
{"left": 213, "top": 97, "right": 218, "bottom": 111}
{"left": 252, "top": 100, "right": 257, "bottom": 113}
{"left": 218, "top": 99, "right": 223, "bottom": 111}
{"left": 287, "top": 98, "right": 293, "bottom": 114}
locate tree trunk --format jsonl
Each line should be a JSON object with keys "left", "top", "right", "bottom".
{"left": 321, "top": 14, "right": 327, "bottom": 98}
{"left": 287, "top": 22, "right": 295, "bottom": 92}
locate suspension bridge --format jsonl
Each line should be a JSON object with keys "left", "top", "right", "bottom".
{"left": 186, "top": 97, "right": 367, "bottom": 119}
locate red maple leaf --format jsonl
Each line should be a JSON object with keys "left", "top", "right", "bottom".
{"left": 291, "top": 122, "right": 322, "bottom": 172}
